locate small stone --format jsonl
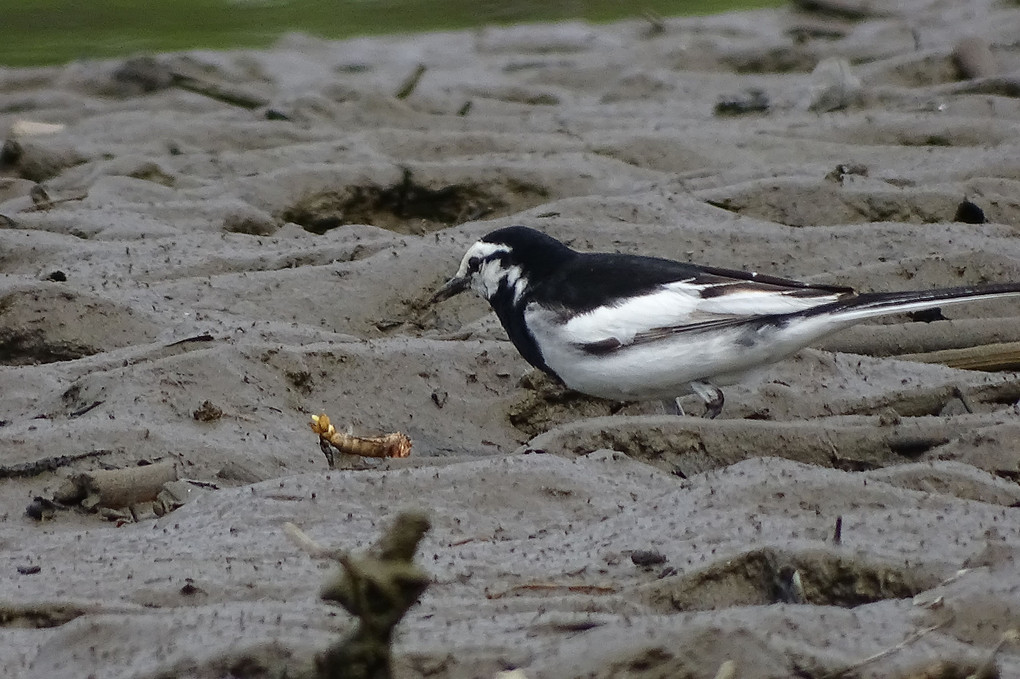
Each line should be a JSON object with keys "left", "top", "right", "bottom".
{"left": 954, "top": 200, "right": 986, "bottom": 224}
{"left": 631, "top": 550, "right": 668, "bottom": 567}
{"left": 805, "top": 57, "right": 862, "bottom": 112}
{"left": 714, "top": 88, "right": 770, "bottom": 116}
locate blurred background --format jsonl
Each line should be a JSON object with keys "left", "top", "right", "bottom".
{"left": 2, "top": 0, "right": 782, "bottom": 67}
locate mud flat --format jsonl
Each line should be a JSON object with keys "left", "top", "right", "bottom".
{"left": 2, "top": 0, "right": 1020, "bottom": 676}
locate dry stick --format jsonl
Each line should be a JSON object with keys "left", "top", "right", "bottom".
{"left": 314, "top": 512, "right": 431, "bottom": 679}
{"left": 284, "top": 522, "right": 343, "bottom": 561}
{"left": 973, "top": 629, "right": 1020, "bottom": 678}
{"left": 169, "top": 72, "right": 269, "bottom": 109}
{"left": 394, "top": 64, "right": 426, "bottom": 99}
{"left": 928, "top": 75, "right": 1020, "bottom": 98}
{"left": 166, "top": 334, "right": 215, "bottom": 347}
{"left": 823, "top": 620, "right": 948, "bottom": 679}
{"left": 845, "top": 377, "right": 1020, "bottom": 418}
{"left": 640, "top": 10, "right": 666, "bottom": 37}
{"left": 899, "top": 341, "right": 1020, "bottom": 371}
{"left": 21, "top": 193, "right": 88, "bottom": 212}
{"left": 911, "top": 568, "right": 972, "bottom": 608}
{"left": 486, "top": 583, "right": 619, "bottom": 600}
{"left": 951, "top": 386, "right": 975, "bottom": 414}
{"left": 68, "top": 400, "right": 104, "bottom": 418}
{"left": 817, "top": 317, "right": 1020, "bottom": 358}
{"left": 0, "top": 449, "right": 116, "bottom": 480}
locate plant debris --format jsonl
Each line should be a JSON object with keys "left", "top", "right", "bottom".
{"left": 287, "top": 512, "right": 431, "bottom": 679}
{"left": 52, "top": 459, "right": 178, "bottom": 510}
{"left": 193, "top": 400, "right": 223, "bottom": 422}
{"left": 26, "top": 459, "right": 209, "bottom": 522}
{"left": 310, "top": 414, "right": 412, "bottom": 468}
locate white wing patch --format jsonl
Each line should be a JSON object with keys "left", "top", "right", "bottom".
{"left": 556, "top": 282, "right": 702, "bottom": 345}
{"left": 553, "top": 280, "right": 842, "bottom": 347}
{"left": 695, "top": 288, "right": 843, "bottom": 316}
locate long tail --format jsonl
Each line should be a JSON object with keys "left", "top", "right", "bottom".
{"left": 804, "top": 282, "right": 1020, "bottom": 324}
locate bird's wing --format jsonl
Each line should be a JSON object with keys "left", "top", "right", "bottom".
{"left": 552, "top": 263, "right": 854, "bottom": 353}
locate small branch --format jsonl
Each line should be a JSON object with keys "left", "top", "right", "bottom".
{"left": 166, "top": 334, "right": 215, "bottom": 347}
{"left": 898, "top": 341, "right": 1020, "bottom": 372}
{"left": 394, "top": 64, "right": 426, "bottom": 100}
{"left": 68, "top": 400, "right": 104, "bottom": 418}
{"left": 299, "top": 511, "right": 431, "bottom": 679}
{"left": 640, "top": 10, "right": 666, "bottom": 38}
{"left": 284, "top": 522, "right": 343, "bottom": 560}
{"left": 21, "top": 193, "right": 88, "bottom": 212}
{"left": 823, "top": 619, "right": 948, "bottom": 678}
{"left": 0, "top": 449, "right": 115, "bottom": 480}
{"left": 169, "top": 72, "right": 268, "bottom": 109}
{"left": 816, "top": 318, "right": 1020, "bottom": 361}
{"left": 486, "top": 582, "right": 620, "bottom": 600}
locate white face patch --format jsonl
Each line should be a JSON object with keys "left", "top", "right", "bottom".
{"left": 456, "top": 241, "right": 527, "bottom": 301}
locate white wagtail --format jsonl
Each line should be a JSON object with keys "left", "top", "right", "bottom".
{"left": 431, "top": 225, "right": 1020, "bottom": 417}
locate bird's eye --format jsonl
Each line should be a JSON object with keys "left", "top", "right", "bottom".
{"left": 468, "top": 256, "right": 482, "bottom": 272}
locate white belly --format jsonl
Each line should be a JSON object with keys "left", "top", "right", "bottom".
{"left": 527, "top": 311, "right": 837, "bottom": 401}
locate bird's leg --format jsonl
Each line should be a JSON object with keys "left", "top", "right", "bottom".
{"left": 690, "top": 380, "right": 724, "bottom": 419}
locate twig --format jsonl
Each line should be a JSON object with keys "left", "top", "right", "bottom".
{"left": 823, "top": 619, "right": 948, "bottom": 678}
{"left": 951, "top": 386, "right": 975, "bottom": 414}
{"left": 486, "top": 582, "right": 619, "bottom": 599}
{"left": 169, "top": 72, "right": 268, "bottom": 109}
{"left": 394, "top": 64, "right": 426, "bottom": 99}
{"left": 912, "top": 568, "right": 971, "bottom": 608}
{"left": 974, "top": 628, "right": 1019, "bottom": 678}
{"left": 313, "top": 512, "right": 431, "bottom": 679}
{"left": 817, "top": 319, "right": 1020, "bottom": 361}
{"left": 283, "top": 522, "right": 342, "bottom": 560}
{"left": 21, "top": 193, "right": 88, "bottom": 212}
{"left": 899, "top": 341, "right": 1020, "bottom": 372}
{"left": 0, "top": 449, "right": 116, "bottom": 480}
{"left": 68, "top": 400, "right": 104, "bottom": 418}
{"left": 166, "top": 334, "right": 215, "bottom": 347}
{"left": 640, "top": 10, "right": 666, "bottom": 38}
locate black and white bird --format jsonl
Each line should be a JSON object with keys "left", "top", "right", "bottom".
{"left": 431, "top": 225, "right": 1020, "bottom": 417}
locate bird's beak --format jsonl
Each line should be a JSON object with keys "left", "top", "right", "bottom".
{"left": 430, "top": 275, "right": 469, "bottom": 304}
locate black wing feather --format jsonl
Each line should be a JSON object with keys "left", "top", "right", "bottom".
{"left": 532, "top": 252, "right": 854, "bottom": 314}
